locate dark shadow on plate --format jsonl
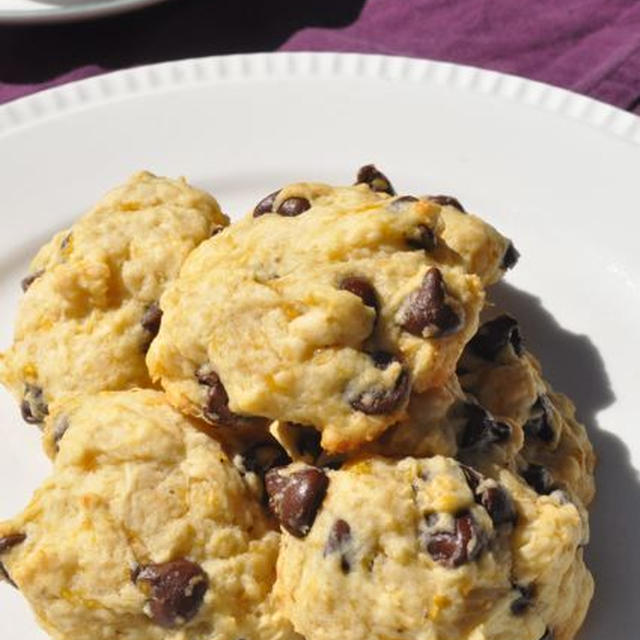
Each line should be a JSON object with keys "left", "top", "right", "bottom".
{"left": 492, "top": 280, "right": 640, "bottom": 638}
{"left": 0, "top": 0, "right": 366, "bottom": 84}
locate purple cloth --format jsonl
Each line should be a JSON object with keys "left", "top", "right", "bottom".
{"left": 284, "top": 0, "right": 640, "bottom": 113}
{"left": 1, "top": 0, "right": 639, "bottom": 113}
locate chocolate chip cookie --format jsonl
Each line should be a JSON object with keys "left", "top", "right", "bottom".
{"left": 148, "top": 180, "right": 490, "bottom": 452}
{"left": 0, "top": 172, "right": 228, "bottom": 426}
{"left": 458, "top": 315, "right": 596, "bottom": 509}
{"left": 0, "top": 389, "right": 299, "bottom": 640}
{"left": 271, "top": 455, "right": 592, "bottom": 640}
{"left": 355, "top": 165, "right": 519, "bottom": 285}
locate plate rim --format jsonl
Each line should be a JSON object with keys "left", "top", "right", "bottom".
{"left": 0, "top": 0, "right": 169, "bottom": 25}
{"left": 0, "top": 49, "right": 638, "bottom": 640}
{"left": 1, "top": 51, "right": 639, "bottom": 146}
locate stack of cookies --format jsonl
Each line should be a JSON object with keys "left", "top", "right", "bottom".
{"left": 0, "top": 167, "right": 595, "bottom": 640}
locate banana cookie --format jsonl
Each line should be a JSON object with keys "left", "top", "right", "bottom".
{"left": 0, "top": 390, "right": 298, "bottom": 640}
{"left": 147, "top": 172, "right": 516, "bottom": 452}
{"left": 269, "top": 456, "right": 593, "bottom": 640}
{"left": 0, "top": 172, "right": 227, "bottom": 426}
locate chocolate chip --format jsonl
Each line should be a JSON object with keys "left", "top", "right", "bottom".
{"left": 141, "top": 302, "right": 162, "bottom": 337}
{"left": 324, "top": 519, "right": 352, "bottom": 573}
{"left": 196, "top": 367, "right": 242, "bottom": 426}
{"left": 339, "top": 276, "right": 379, "bottom": 313}
{"left": 540, "top": 629, "right": 554, "bottom": 640}
{"left": 388, "top": 195, "right": 419, "bottom": 211}
{"left": 135, "top": 558, "right": 208, "bottom": 628}
{"left": 0, "top": 533, "right": 26, "bottom": 553}
{"left": 321, "top": 457, "right": 345, "bottom": 471}
{"left": 130, "top": 563, "right": 142, "bottom": 583}
{"left": 511, "top": 583, "right": 535, "bottom": 615}
{"left": 425, "top": 512, "right": 440, "bottom": 527}
{"left": 524, "top": 395, "right": 555, "bottom": 443}
{"left": 349, "top": 354, "right": 410, "bottom": 415}
{"left": 467, "top": 315, "right": 523, "bottom": 360}
{"left": 291, "top": 424, "right": 323, "bottom": 459}
{"left": 407, "top": 224, "right": 437, "bottom": 251}
{"left": 459, "top": 403, "right": 511, "bottom": 449}
{"left": 0, "top": 536, "right": 23, "bottom": 587}
{"left": 265, "top": 466, "right": 329, "bottom": 537}
{"left": 277, "top": 197, "right": 311, "bottom": 217}
{"left": 480, "top": 487, "right": 517, "bottom": 526}
{"left": 253, "top": 190, "right": 280, "bottom": 217}
{"left": 501, "top": 241, "right": 520, "bottom": 270}
{"left": 369, "top": 350, "right": 396, "bottom": 369}
{"left": 324, "top": 519, "right": 351, "bottom": 553}
{"left": 521, "top": 464, "right": 554, "bottom": 495}
{"left": 20, "top": 269, "right": 44, "bottom": 292}
{"left": 0, "top": 562, "right": 17, "bottom": 588}
{"left": 424, "top": 511, "right": 486, "bottom": 568}
{"left": 398, "top": 268, "right": 462, "bottom": 338}
{"left": 460, "top": 464, "right": 482, "bottom": 492}
{"left": 493, "top": 421, "right": 512, "bottom": 442}
{"left": 242, "top": 440, "right": 290, "bottom": 477}
{"left": 427, "top": 195, "right": 466, "bottom": 212}
{"left": 356, "top": 164, "right": 396, "bottom": 195}
{"left": 20, "top": 383, "right": 48, "bottom": 424}
{"left": 60, "top": 232, "right": 72, "bottom": 250}
{"left": 461, "top": 466, "right": 516, "bottom": 526}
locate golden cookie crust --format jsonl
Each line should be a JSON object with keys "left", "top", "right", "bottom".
{"left": 0, "top": 172, "right": 228, "bottom": 425}
{"left": 458, "top": 319, "right": 596, "bottom": 509}
{"left": 272, "top": 456, "right": 592, "bottom": 640}
{"left": 0, "top": 389, "right": 299, "bottom": 640}
{"left": 148, "top": 182, "right": 488, "bottom": 452}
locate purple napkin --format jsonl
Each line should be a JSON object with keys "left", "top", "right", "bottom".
{"left": 283, "top": 0, "right": 640, "bottom": 114}
{"left": 0, "top": 0, "right": 639, "bottom": 113}
{"left": 0, "top": 65, "right": 103, "bottom": 104}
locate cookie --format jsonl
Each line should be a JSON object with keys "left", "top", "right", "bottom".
{"left": 356, "top": 314, "right": 594, "bottom": 514}
{"left": 355, "top": 165, "right": 519, "bottom": 285}
{"left": 148, "top": 180, "right": 487, "bottom": 452}
{"left": 270, "top": 456, "right": 592, "bottom": 640}
{"left": 433, "top": 199, "right": 518, "bottom": 285}
{"left": 0, "top": 172, "right": 228, "bottom": 425}
{"left": 269, "top": 369, "right": 522, "bottom": 474}
{"left": 0, "top": 390, "right": 299, "bottom": 640}
{"left": 361, "top": 374, "right": 466, "bottom": 459}
{"left": 458, "top": 315, "right": 596, "bottom": 508}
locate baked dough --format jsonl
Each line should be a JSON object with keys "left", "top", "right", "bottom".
{"left": 0, "top": 172, "right": 228, "bottom": 425}
{"left": 458, "top": 316, "right": 596, "bottom": 509}
{"left": 148, "top": 182, "right": 489, "bottom": 452}
{"left": 271, "top": 456, "right": 592, "bottom": 640}
{"left": 0, "top": 389, "right": 299, "bottom": 640}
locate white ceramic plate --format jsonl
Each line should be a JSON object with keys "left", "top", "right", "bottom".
{"left": 0, "top": 53, "right": 638, "bottom": 640}
{"left": 0, "top": 0, "right": 168, "bottom": 24}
